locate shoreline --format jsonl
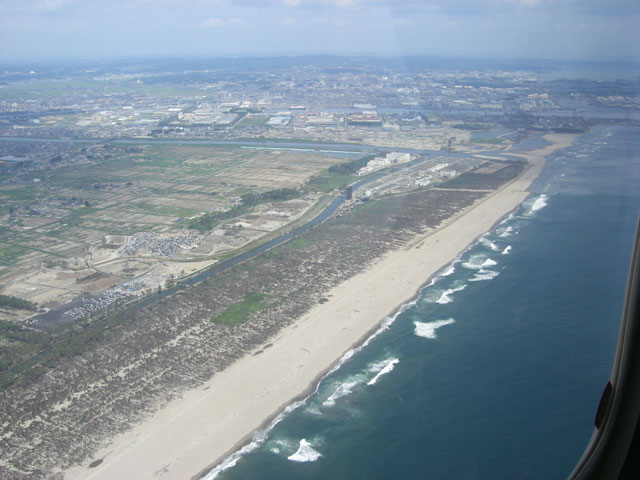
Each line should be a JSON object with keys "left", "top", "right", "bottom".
{"left": 64, "top": 133, "right": 577, "bottom": 480}
{"left": 196, "top": 273, "right": 430, "bottom": 480}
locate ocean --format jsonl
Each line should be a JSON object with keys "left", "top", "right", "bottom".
{"left": 206, "top": 125, "right": 640, "bottom": 480}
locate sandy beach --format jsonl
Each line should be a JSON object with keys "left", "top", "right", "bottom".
{"left": 64, "top": 133, "right": 577, "bottom": 480}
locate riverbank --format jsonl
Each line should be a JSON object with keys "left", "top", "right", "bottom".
{"left": 64, "top": 133, "right": 577, "bottom": 480}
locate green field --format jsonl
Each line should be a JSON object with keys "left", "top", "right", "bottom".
{"left": 210, "top": 292, "right": 276, "bottom": 326}
{"left": 236, "top": 115, "right": 269, "bottom": 127}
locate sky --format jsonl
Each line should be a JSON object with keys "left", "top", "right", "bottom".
{"left": 1, "top": 0, "right": 639, "bottom": 63}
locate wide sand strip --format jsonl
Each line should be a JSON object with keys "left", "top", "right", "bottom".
{"left": 65, "top": 133, "right": 576, "bottom": 480}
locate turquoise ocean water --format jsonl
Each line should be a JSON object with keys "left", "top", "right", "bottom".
{"left": 206, "top": 125, "right": 640, "bottom": 480}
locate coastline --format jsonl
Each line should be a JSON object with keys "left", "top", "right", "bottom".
{"left": 64, "top": 133, "right": 577, "bottom": 480}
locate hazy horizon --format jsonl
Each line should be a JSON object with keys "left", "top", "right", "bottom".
{"left": 3, "top": 53, "right": 640, "bottom": 67}
{"left": 1, "top": 0, "right": 639, "bottom": 64}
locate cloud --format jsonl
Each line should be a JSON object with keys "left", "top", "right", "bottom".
{"left": 392, "top": 18, "right": 413, "bottom": 28}
{"left": 202, "top": 17, "right": 224, "bottom": 28}
{"left": 0, "top": 0, "right": 78, "bottom": 14}
{"left": 200, "top": 16, "right": 246, "bottom": 28}
{"left": 2, "top": 0, "right": 639, "bottom": 62}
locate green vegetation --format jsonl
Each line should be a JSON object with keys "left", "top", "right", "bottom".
{"left": 188, "top": 187, "right": 300, "bottom": 233}
{"left": 440, "top": 163, "right": 524, "bottom": 190}
{"left": 210, "top": 292, "right": 275, "bottom": 326}
{"left": 1, "top": 187, "right": 38, "bottom": 201}
{"left": 188, "top": 153, "right": 378, "bottom": 232}
{"left": 0, "top": 320, "right": 46, "bottom": 388}
{"left": 124, "top": 202, "right": 200, "bottom": 218}
{"left": 239, "top": 187, "right": 299, "bottom": 206}
{"left": 0, "top": 244, "right": 27, "bottom": 265}
{"left": 0, "top": 295, "right": 37, "bottom": 311}
{"left": 306, "top": 173, "right": 355, "bottom": 192}
{"left": 305, "top": 154, "right": 376, "bottom": 192}
{"left": 187, "top": 209, "right": 239, "bottom": 234}
{"left": 329, "top": 154, "right": 376, "bottom": 175}
{"left": 236, "top": 115, "right": 269, "bottom": 127}
{"left": 290, "top": 237, "right": 310, "bottom": 249}
{"left": 0, "top": 304, "right": 141, "bottom": 388}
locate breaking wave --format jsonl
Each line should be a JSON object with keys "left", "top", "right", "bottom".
{"left": 499, "top": 226, "right": 514, "bottom": 238}
{"left": 269, "top": 438, "right": 297, "bottom": 455}
{"left": 323, "top": 380, "right": 359, "bottom": 407}
{"left": 414, "top": 318, "right": 455, "bottom": 339}
{"left": 470, "top": 270, "right": 500, "bottom": 282}
{"left": 479, "top": 237, "right": 501, "bottom": 252}
{"left": 530, "top": 194, "right": 548, "bottom": 213}
{"left": 203, "top": 184, "right": 531, "bottom": 478}
{"left": 481, "top": 258, "right": 497, "bottom": 267}
{"left": 462, "top": 254, "right": 488, "bottom": 270}
{"left": 436, "top": 284, "right": 467, "bottom": 304}
{"left": 203, "top": 435, "right": 266, "bottom": 479}
{"left": 367, "top": 358, "right": 399, "bottom": 386}
{"left": 288, "top": 439, "right": 322, "bottom": 463}
{"left": 322, "top": 356, "right": 401, "bottom": 406}
{"left": 441, "top": 266, "right": 456, "bottom": 277}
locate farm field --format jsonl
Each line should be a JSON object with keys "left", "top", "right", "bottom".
{"left": 0, "top": 144, "right": 349, "bottom": 313}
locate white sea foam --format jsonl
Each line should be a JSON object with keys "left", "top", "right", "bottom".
{"left": 367, "top": 358, "right": 399, "bottom": 386}
{"left": 202, "top": 259, "right": 450, "bottom": 477}
{"left": 202, "top": 392, "right": 314, "bottom": 478}
{"left": 530, "top": 194, "right": 548, "bottom": 213}
{"left": 462, "top": 254, "right": 487, "bottom": 270}
{"left": 202, "top": 437, "right": 261, "bottom": 479}
{"left": 499, "top": 213, "right": 515, "bottom": 226}
{"left": 269, "top": 438, "right": 297, "bottom": 454}
{"left": 422, "top": 264, "right": 460, "bottom": 303}
{"left": 422, "top": 289, "right": 443, "bottom": 303}
{"left": 303, "top": 402, "right": 324, "bottom": 416}
{"left": 481, "top": 258, "right": 497, "bottom": 267}
{"left": 479, "top": 237, "right": 501, "bottom": 252}
{"left": 288, "top": 439, "right": 322, "bottom": 463}
{"left": 502, "top": 245, "right": 512, "bottom": 255}
{"left": 414, "top": 318, "right": 455, "bottom": 339}
{"left": 424, "top": 263, "right": 458, "bottom": 294}
{"left": 502, "top": 226, "right": 514, "bottom": 237}
{"left": 441, "top": 266, "right": 456, "bottom": 277}
{"left": 469, "top": 270, "right": 500, "bottom": 282}
{"left": 359, "top": 299, "right": 417, "bottom": 350}
{"left": 323, "top": 380, "right": 358, "bottom": 407}
{"left": 435, "top": 284, "right": 467, "bottom": 304}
